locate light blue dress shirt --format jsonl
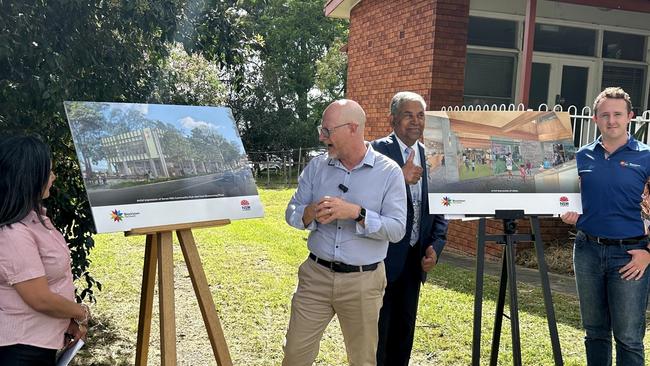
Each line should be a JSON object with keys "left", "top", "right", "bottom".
{"left": 286, "top": 143, "right": 407, "bottom": 265}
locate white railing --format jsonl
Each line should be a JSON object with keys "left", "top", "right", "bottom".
{"left": 441, "top": 104, "right": 650, "bottom": 147}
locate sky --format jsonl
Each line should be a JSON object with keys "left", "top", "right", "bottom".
{"left": 106, "top": 102, "right": 243, "bottom": 145}
{"left": 66, "top": 102, "right": 246, "bottom": 171}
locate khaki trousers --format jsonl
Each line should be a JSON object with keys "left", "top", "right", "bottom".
{"left": 282, "top": 257, "right": 387, "bottom": 366}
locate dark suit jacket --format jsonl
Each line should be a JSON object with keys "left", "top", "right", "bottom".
{"left": 372, "top": 134, "right": 448, "bottom": 283}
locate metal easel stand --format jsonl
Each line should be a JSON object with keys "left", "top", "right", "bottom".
{"left": 471, "top": 210, "right": 563, "bottom": 366}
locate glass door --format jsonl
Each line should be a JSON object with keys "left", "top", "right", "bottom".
{"left": 529, "top": 56, "right": 596, "bottom": 110}
{"left": 529, "top": 56, "right": 597, "bottom": 146}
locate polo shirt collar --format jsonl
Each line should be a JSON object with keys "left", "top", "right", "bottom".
{"left": 588, "top": 133, "right": 638, "bottom": 153}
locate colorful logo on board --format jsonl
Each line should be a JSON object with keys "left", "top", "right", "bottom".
{"left": 441, "top": 196, "right": 465, "bottom": 206}
{"left": 111, "top": 209, "right": 124, "bottom": 222}
{"left": 240, "top": 199, "right": 251, "bottom": 211}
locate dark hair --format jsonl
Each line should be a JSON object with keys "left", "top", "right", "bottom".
{"left": 0, "top": 135, "right": 52, "bottom": 227}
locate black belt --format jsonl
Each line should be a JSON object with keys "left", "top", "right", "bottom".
{"left": 309, "top": 253, "right": 379, "bottom": 273}
{"left": 581, "top": 231, "right": 648, "bottom": 245}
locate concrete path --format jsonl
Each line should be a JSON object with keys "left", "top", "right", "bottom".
{"left": 438, "top": 250, "right": 578, "bottom": 297}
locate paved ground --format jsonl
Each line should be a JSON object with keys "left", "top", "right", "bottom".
{"left": 439, "top": 250, "right": 578, "bottom": 297}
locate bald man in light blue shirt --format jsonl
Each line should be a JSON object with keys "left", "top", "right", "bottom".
{"left": 282, "top": 99, "right": 407, "bottom": 366}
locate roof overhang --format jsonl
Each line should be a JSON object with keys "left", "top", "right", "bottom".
{"left": 551, "top": 0, "right": 650, "bottom": 13}
{"left": 324, "top": 0, "right": 361, "bottom": 19}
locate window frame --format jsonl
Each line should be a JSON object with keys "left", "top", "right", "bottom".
{"left": 466, "top": 10, "right": 650, "bottom": 112}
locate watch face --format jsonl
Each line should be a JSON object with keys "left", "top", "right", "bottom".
{"left": 356, "top": 207, "right": 365, "bottom": 222}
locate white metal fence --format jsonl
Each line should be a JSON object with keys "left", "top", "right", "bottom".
{"left": 441, "top": 104, "right": 650, "bottom": 147}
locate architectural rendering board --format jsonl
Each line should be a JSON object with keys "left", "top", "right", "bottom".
{"left": 64, "top": 101, "right": 263, "bottom": 233}
{"left": 424, "top": 110, "right": 581, "bottom": 215}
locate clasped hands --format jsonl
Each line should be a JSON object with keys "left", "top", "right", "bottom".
{"left": 305, "top": 196, "right": 361, "bottom": 225}
{"left": 561, "top": 211, "right": 650, "bottom": 281}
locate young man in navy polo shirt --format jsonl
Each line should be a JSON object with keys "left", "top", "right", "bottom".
{"left": 561, "top": 87, "right": 650, "bottom": 366}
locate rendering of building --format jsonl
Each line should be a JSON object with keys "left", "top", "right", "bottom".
{"left": 102, "top": 128, "right": 170, "bottom": 178}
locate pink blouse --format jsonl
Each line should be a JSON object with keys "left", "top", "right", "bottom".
{"left": 0, "top": 210, "right": 75, "bottom": 349}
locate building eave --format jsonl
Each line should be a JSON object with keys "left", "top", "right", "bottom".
{"left": 324, "top": 0, "right": 361, "bottom": 19}
{"left": 551, "top": 0, "right": 650, "bottom": 13}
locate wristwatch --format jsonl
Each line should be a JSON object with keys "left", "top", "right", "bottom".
{"left": 355, "top": 207, "right": 366, "bottom": 222}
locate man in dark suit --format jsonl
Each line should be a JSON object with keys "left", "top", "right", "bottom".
{"left": 372, "top": 91, "right": 449, "bottom": 366}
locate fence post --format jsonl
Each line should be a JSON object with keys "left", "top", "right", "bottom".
{"left": 283, "top": 156, "right": 287, "bottom": 185}
{"left": 297, "top": 147, "right": 302, "bottom": 184}
{"left": 288, "top": 149, "right": 292, "bottom": 186}
{"left": 266, "top": 153, "right": 270, "bottom": 185}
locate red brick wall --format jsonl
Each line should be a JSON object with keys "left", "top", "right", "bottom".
{"left": 344, "top": 0, "right": 573, "bottom": 260}
{"left": 346, "top": 0, "right": 470, "bottom": 140}
{"left": 447, "top": 218, "right": 574, "bottom": 261}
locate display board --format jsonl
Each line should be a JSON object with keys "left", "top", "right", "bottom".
{"left": 64, "top": 101, "right": 263, "bottom": 233}
{"left": 424, "top": 110, "right": 581, "bottom": 215}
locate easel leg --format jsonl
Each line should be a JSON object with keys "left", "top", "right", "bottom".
{"left": 489, "top": 251, "right": 508, "bottom": 366}
{"left": 530, "top": 217, "right": 564, "bottom": 365}
{"left": 157, "top": 231, "right": 176, "bottom": 366}
{"left": 177, "top": 229, "right": 233, "bottom": 366}
{"left": 505, "top": 238, "right": 522, "bottom": 366}
{"left": 136, "top": 234, "right": 158, "bottom": 366}
{"left": 472, "top": 218, "right": 487, "bottom": 366}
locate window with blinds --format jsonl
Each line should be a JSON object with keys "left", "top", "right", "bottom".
{"left": 602, "top": 31, "right": 645, "bottom": 62}
{"left": 601, "top": 65, "right": 645, "bottom": 115}
{"left": 463, "top": 53, "right": 515, "bottom": 106}
{"left": 534, "top": 24, "right": 596, "bottom": 56}
{"left": 467, "top": 17, "right": 517, "bottom": 49}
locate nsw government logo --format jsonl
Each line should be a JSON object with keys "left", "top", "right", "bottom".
{"left": 441, "top": 196, "right": 466, "bottom": 206}
{"left": 559, "top": 196, "right": 570, "bottom": 207}
{"left": 240, "top": 199, "right": 251, "bottom": 211}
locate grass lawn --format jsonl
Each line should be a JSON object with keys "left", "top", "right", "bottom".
{"left": 458, "top": 163, "right": 493, "bottom": 181}
{"left": 75, "top": 188, "right": 646, "bottom": 365}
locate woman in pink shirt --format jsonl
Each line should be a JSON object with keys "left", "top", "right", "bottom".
{"left": 0, "top": 136, "right": 90, "bottom": 366}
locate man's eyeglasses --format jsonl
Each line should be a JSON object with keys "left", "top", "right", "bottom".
{"left": 317, "top": 123, "right": 351, "bottom": 138}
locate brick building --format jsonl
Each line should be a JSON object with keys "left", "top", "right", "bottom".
{"left": 325, "top": 0, "right": 650, "bottom": 259}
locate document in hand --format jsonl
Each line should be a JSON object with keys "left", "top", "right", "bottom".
{"left": 56, "top": 339, "right": 85, "bottom": 366}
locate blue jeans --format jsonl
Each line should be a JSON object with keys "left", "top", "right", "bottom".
{"left": 573, "top": 231, "right": 650, "bottom": 366}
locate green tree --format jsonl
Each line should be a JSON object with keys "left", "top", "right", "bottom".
{"left": 64, "top": 102, "right": 110, "bottom": 179}
{"left": 237, "top": 0, "right": 348, "bottom": 151}
{"left": 187, "top": 0, "right": 348, "bottom": 152}
{"left": 315, "top": 38, "right": 348, "bottom": 101}
{"left": 0, "top": 0, "right": 181, "bottom": 301}
{"left": 152, "top": 42, "right": 227, "bottom": 106}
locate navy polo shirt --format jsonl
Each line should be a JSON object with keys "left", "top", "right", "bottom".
{"left": 576, "top": 135, "right": 650, "bottom": 239}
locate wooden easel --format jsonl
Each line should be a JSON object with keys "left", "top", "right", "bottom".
{"left": 125, "top": 220, "right": 233, "bottom": 366}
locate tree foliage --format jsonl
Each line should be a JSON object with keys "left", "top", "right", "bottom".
{"left": 186, "top": 0, "right": 348, "bottom": 153}
{"left": 151, "top": 42, "right": 227, "bottom": 106}
{"left": 0, "top": 0, "right": 182, "bottom": 301}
